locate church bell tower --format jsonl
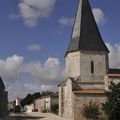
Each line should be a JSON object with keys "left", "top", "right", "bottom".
{"left": 65, "top": 0, "right": 109, "bottom": 83}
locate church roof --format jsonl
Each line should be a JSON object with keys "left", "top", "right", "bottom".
{"left": 66, "top": 0, "right": 109, "bottom": 56}
{"left": 0, "top": 77, "right": 5, "bottom": 91}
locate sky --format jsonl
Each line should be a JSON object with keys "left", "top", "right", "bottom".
{"left": 0, "top": 0, "right": 120, "bottom": 101}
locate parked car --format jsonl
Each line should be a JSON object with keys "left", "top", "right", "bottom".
{"left": 14, "top": 106, "right": 21, "bottom": 113}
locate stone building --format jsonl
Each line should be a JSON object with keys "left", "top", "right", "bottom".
{"left": 0, "top": 77, "right": 8, "bottom": 119}
{"left": 34, "top": 93, "right": 58, "bottom": 112}
{"left": 58, "top": 0, "right": 120, "bottom": 120}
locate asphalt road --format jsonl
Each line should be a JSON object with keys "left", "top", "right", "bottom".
{"left": 9, "top": 112, "right": 66, "bottom": 120}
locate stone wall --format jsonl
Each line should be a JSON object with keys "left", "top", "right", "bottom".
{"left": 59, "top": 79, "right": 74, "bottom": 120}
{"left": 66, "top": 51, "right": 80, "bottom": 78}
{"left": 34, "top": 98, "right": 45, "bottom": 112}
{"left": 80, "top": 51, "right": 108, "bottom": 82}
{"left": 0, "top": 91, "right": 8, "bottom": 118}
{"left": 66, "top": 51, "right": 108, "bottom": 83}
{"left": 58, "top": 87, "right": 62, "bottom": 116}
{"left": 64, "top": 79, "right": 74, "bottom": 120}
{"left": 74, "top": 93, "right": 106, "bottom": 120}
{"left": 35, "top": 96, "right": 58, "bottom": 112}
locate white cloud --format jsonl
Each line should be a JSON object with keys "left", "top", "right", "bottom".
{"left": 11, "top": 0, "right": 56, "bottom": 27}
{"left": 3, "top": 56, "right": 64, "bottom": 100}
{"left": 0, "top": 55, "right": 64, "bottom": 85}
{"left": 106, "top": 43, "right": 120, "bottom": 68}
{"left": 27, "top": 44, "right": 41, "bottom": 51}
{"left": 92, "top": 8, "right": 105, "bottom": 25}
{"left": 23, "top": 57, "right": 64, "bottom": 85}
{"left": 58, "top": 17, "right": 74, "bottom": 26}
{"left": 0, "top": 55, "right": 24, "bottom": 81}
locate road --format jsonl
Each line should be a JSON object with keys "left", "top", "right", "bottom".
{"left": 9, "top": 112, "right": 66, "bottom": 120}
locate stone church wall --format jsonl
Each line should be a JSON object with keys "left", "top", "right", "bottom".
{"left": 64, "top": 79, "right": 74, "bottom": 120}
{"left": 0, "top": 91, "right": 8, "bottom": 118}
{"left": 58, "top": 79, "right": 74, "bottom": 120}
{"left": 74, "top": 93, "right": 106, "bottom": 120}
{"left": 66, "top": 51, "right": 80, "bottom": 78}
{"left": 80, "top": 52, "right": 108, "bottom": 82}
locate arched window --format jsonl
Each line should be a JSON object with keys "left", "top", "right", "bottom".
{"left": 91, "top": 61, "right": 94, "bottom": 74}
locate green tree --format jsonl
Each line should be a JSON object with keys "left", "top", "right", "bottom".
{"left": 41, "top": 91, "right": 53, "bottom": 97}
{"left": 102, "top": 82, "right": 120, "bottom": 120}
{"left": 21, "top": 94, "right": 33, "bottom": 107}
{"left": 32, "top": 92, "right": 41, "bottom": 100}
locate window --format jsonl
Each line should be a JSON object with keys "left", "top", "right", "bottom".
{"left": 91, "top": 61, "right": 94, "bottom": 74}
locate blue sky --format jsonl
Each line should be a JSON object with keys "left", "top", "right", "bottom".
{"left": 0, "top": 0, "right": 120, "bottom": 100}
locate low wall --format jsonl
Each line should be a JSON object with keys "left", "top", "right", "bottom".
{"left": 0, "top": 91, "right": 8, "bottom": 118}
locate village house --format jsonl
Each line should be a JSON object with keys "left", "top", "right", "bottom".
{"left": 0, "top": 77, "right": 8, "bottom": 119}
{"left": 34, "top": 93, "right": 58, "bottom": 113}
{"left": 58, "top": 0, "right": 120, "bottom": 120}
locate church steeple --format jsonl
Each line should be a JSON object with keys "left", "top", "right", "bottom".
{"left": 66, "top": 0, "right": 109, "bottom": 56}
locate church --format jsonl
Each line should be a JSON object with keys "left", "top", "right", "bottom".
{"left": 58, "top": 0, "right": 120, "bottom": 120}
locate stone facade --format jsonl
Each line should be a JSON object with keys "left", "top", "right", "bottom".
{"left": 58, "top": 78, "right": 106, "bottom": 120}
{"left": 74, "top": 93, "right": 106, "bottom": 120}
{"left": 59, "top": 79, "right": 74, "bottom": 119}
{"left": 34, "top": 93, "right": 58, "bottom": 112}
{"left": 66, "top": 51, "right": 108, "bottom": 82}
{"left": 66, "top": 51, "right": 80, "bottom": 78}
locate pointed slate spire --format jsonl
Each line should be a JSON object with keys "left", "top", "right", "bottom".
{"left": 0, "top": 77, "right": 5, "bottom": 91}
{"left": 66, "top": 0, "right": 109, "bottom": 55}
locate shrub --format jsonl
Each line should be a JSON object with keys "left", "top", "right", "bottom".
{"left": 82, "top": 101, "right": 101, "bottom": 120}
{"left": 51, "top": 104, "right": 59, "bottom": 114}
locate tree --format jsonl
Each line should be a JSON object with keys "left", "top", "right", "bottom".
{"left": 32, "top": 92, "right": 41, "bottom": 100}
{"left": 102, "top": 82, "right": 120, "bottom": 120}
{"left": 21, "top": 94, "right": 33, "bottom": 107}
{"left": 51, "top": 104, "right": 59, "bottom": 114}
{"left": 41, "top": 91, "right": 53, "bottom": 97}
{"left": 82, "top": 101, "right": 101, "bottom": 120}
